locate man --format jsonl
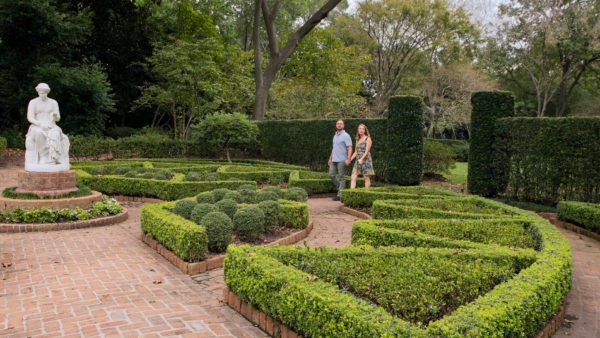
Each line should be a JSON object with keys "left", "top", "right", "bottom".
{"left": 328, "top": 119, "right": 352, "bottom": 201}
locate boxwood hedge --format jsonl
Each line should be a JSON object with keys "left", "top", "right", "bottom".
{"left": 557, "top": 201, "right": 600, "bottom": 234}
{"left": 224, "top": 187, "right": 571, "bottom": 337}
{"left": 287, "top": 170, "right": 365, "bottom": 195}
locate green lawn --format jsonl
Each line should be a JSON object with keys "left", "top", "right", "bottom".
{"left": 444, "top": 162, "right": 468, "bottom": 185}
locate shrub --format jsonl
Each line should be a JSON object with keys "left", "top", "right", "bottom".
{"left": 387, "top": 96, "right": 424, "bottom": 185}
{"left": 284, "top": 187, "right": 308, "bottom": 202}
{"left": 141, "top": 203, "right": 208, "bottom": 262}
{"left": 237, "top": 186, "right": 257, "bottom": 203}
{"left": 256, "top": 190, "right": 279, "bottom": 202}
{"left": 258, "top": 200, "right": 281, "bottom": 227}
{"left": 279, "top": 200, "right": 309, "bottom": 229}
{"left": 0, "top": 197, "right": 123, "bottom": 223}
{"left": 212, "top": 188, "right": 231, "bottom": 202}
{"left": 223, "top": 191, "right": 242, "bottom": 203}
{"left": 261, "top": 186, "right": 282, "bottom": 197}
{"left": 234, "top": 206, "right": 265, "bottom": 241}
{"left": 341, "top": 186, "right": 458, "bottom": 208}
{"left": 0, "top": 136, "right": 6, "bottom": 152}
{"left": 190, "top": 203, "right": 219, "bottom": 224}
{"left": 173, "top": 199, "right": 198, "bottom": 219}
{"left": 497, "top": 117, "right": 600, "bottom": 204}
{"left": 215, "top": 198, "right": 238, "bottom": 219}
{"left": 287, "top": 170, "right": 365, "bottom": 194}
{"left": 558, "top": 201, "right": 600, "bottom": 234}
{"left": 192, "top": 112, "right": 258, "bottom": 161}
{"left": 423, "top": 140, "right": 456, "bottom": 175}
{"left": 468, "top": 91, "right": 514, "bottom": 197}
{"left": 195, "top": 191, "right": 214, "bottom": 204}
{"left": 201, "top": 211, "right": 233, "bottom": 253}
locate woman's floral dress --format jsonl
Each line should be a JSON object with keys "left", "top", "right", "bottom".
{"left": 352, "top": 137, "right": 375, "bottom": 176}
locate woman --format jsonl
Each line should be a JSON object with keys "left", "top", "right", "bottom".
{"left": 350, "top": 124, "right": 375, "bottom": 188}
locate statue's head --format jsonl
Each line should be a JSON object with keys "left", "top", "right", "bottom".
{"left": 35, "top": 83, "right": 50, "bottom": 99}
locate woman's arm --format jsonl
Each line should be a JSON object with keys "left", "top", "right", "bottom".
{"left": 359, "top": 138, "right": 373, "bottom": 162}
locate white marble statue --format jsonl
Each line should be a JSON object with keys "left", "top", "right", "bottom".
{"left": 25, "top": 83, "right": 70, "bottom": 172}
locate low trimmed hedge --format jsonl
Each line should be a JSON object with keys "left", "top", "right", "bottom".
{"left": 77, "top": 170, "right": 255, "bottom": 200}
{"left": 287, "top": 171, "right": 365, "bottom": 195}
{"left": 340, "top": 186, "right": 459, "bottom": 208}
{"left": 141, "top": 202, "right": 208, "bottom": 262}
{"left": 278, "top": 199, "right": 309, "bottom": 229}
{"left": 225, "top": 186, "right": 572, "bottom": 337}
{"left": 557, "top": 201, "right": 600, "bottom": 233}
{"left": 217, "top": 165, "right": 291, "bottom": 184}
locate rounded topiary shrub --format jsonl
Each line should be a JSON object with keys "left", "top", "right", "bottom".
{"left": 262, "top": 186, "right": 282, "bottom": 198}
{"left": 190, "top": 203, "right": 219, "bottom": 224}
{"left": 212, "top": 188, "right": 231, "bottom": 202}
{"left": 173, "top": 199, "right": 198, "bottom": 219}
{"left": 201, "top": 211, "right": 233, "bottom": 253}
{"left": 258, "top": 200, "right": 281, "bottom": 227}
{"left": 285, "top": 187, "right": 308, "bottom": 202}
{"left": 237, "top": 184, "right": 257, "bottom": 203}
{"left": 196, "top": 191, "right": 214, "bottom": 204}
{"left": 185, "top": 171, "right": 202, "bottom": 181}
{"left": 223, "top": 191, "right": 242, "bottom": 203}
{"left": 234, "top": 206, "right": 265, "bottom": 242}
{"left": 216, "top": 198, "right": 238, "bottom": 218}
{"left": 256, "top": 190, "right": 279, "bottom": 203}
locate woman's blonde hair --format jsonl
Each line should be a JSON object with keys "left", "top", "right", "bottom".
{"left": 355, "top": 123, "right": 371, "bottom": 142}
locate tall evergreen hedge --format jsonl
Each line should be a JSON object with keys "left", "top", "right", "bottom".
{"left": 468, "top": 91, "right": 514, "bottom": 196}
{"left": 497, "top": 117, "right": 600, "bottom": 204}
{"left": 258, "top": 96, "right": 424, "bottom": 184}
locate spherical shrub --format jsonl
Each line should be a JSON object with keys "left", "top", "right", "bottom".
{"left": 185, "top": 171, "right": 202, "bottom": 181}
{"left": 195, "top": 191, "right": 214, "bottom": 204}
{"left": 256, "top": 190, "right": 279, "bottom": 203}
{"left": 142, "top": 171, "right": 155, "bottom": 179}
{"left": 234, "top": 206, "right": 265, "bottom": 242}
{"left": 223, "top": 191, "right": 242, "bottom": 203}
{"left": 190, "top": 203, "right": 219, "bottom": 224}
{"left": 212, "top": 188, "right": 231, "bottom": 202}
{"left": 173, "top": 199, "right": 198, "bottom": 219}
{"left": 285, "top": 187, "right": 308, "bottom": 202}
{"left": 200, "top": 211, "right": 233, "bottom": 253}
{"left": 155, "top": 169, "right": 174, "bottom": 180}
{"left": 124, "top": 170, "right": 137, "bottom": 178}
{"left": 215, "top": 198, "right": 238, "bottom": 218}
{"left": 114, "top": 167, "right": 130, "bottom": 175}
{"left": 237, "top": 184, "right": 257, "bottom": 203}
{"left": 261, "top": 186, "right": 282, "bottom": 198}
{"left": 258, "top": 200, "right": 281, "bottom": 227}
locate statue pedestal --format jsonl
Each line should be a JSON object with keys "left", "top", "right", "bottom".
{"left": 16, "top": 170, "right": 78, "bottom": 196}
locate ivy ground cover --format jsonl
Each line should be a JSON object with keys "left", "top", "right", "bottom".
{"left": 224, "top": 187, "right": 572, "bottom": 337}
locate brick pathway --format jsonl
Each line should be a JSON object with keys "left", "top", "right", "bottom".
{"left": 302, "top": 198, "right": 356, "bottom": 248}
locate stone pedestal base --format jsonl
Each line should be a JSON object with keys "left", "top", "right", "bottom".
{"left": 16, "top": 170, "right": 77, "bottom": 196}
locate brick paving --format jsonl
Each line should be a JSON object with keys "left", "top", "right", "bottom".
{"left": 301, "top": 197, "right": 355, "bottom": 248}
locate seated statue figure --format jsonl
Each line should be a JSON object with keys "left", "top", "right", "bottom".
{"left": 25, "top": 83, "right": 70, "bottom": 172}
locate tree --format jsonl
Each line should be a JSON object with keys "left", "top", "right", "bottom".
{"left": 268, "top": 27, "right": 371, "bottom": 119}
{"left": 354, "top": 0, "right": 478, "bottom": 113}
{"left": 192, "top": 112, "right": 258, "bottom": 162}
{"left": 252, "top": 0, "right": 344, "bottom": 120}
{"left": 489, "top": 0, "right": 600, "bottom": 117}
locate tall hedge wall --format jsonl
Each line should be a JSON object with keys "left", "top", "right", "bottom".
{"left": 497, "top": 117, "right": 600, "bottom": 204}
{"left": 259, "top": 96, "right": 424, "bottom": 184}
{"left": 468, "top": 91, "right": 514, "bottom": 196}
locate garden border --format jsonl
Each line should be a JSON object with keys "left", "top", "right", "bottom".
{"left": 539, "top": 212, "right": 600, "bottom": 243}
{"left": 0, "top": 191, "right": 103, "bottom": 211}
{"left": 0, "top": 208, "right": 128, "bottom": 233}
{"left": 141, "top": 220, "right": 314, "bottom": 275}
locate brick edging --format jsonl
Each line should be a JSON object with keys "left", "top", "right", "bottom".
{"left": 223, "top": 288, "right": 302, "bottom": 338}
{"left": 0, "top": 191, "right": 103, "bottom": 211}
{"left": 538, "top": 212, "right": 600, "bottom": 243}
{"left": 339, "top": 205, "right": 371, "bottom": 219}
{"left": 0, "top": 209, "right": 129, "bottom": 233}
{"left": 142, "top": 221, "right": 314, "bottom": 275}
{"left": 535, "top": 304, "right": 567, "bottom": 338}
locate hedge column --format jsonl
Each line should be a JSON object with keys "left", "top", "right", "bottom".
{"left": 386, "top": 96, "right": 424, "bottom": 185}
{"left": 468, "top": 91, "right": 514, "bottom": 196}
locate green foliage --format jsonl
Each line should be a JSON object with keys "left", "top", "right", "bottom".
{"left": 212, "top": 188, "right": 231, "bottom": 202}
{"left": 185, "top": 171, "right": 219, "bottom": 182}
{"left": 423, "top": 140, "right": 456, "bottom": 175}
{"left": 341, "top": 186, "right": 458, "bottom": 208}
{"left": 2, "top": 186, "right": 92, "bottom": 200}
{"left": 217, "top": 165, "right": 290, "bottom": 184}
{"left": 193, "top": 113, "right": 258, "bottom": 160}
{"left": 287, "top": 170, "right": 365, "bottom": 194}
{"left": 201, "top": 211, "right": 233, "bottom": 253}
{"left": 261, "top": 186, "right": 283, "bottom": 197}
{"left": 233, "top": 206, "right": 265, "bottom": 241}
{"left": 172, "top": 199, "right": 198, "bottom": 219}
{"left": 255, "top": 190, "right": 279, "bottom": 203}
{"left": 141, "top": 202, "right": 208, "bottom": 262}
{"left": 497, "top": 117, "right": 600, "bottom": 204}
{"left": 258, "top": 200, "right": 281, "bottom": 227}
{"left": 468, "top": 91, "right": 514, "bottom": 196}
{"left": 278, "top": 200, "right": 310, "bottom": 229}
{"left": 426, "top": 139, "right": 469, "bottom": 162}
{"left": 387, "top": 96, "right": 425, "bottom": 184}
{"left": 195, "top": 192, "right": 214, "bottom": 204}
{"left": 284, "top": 187, "right": 308, "bottom": 202}
{"left": 371, "top": 199, "right": 514, "bottom": 220}
{"left": 236, "top": 185, "right": 257, "bottom": 203}
{"left": 558, "top": 201, "right": 600, "bottom": 234}
{"left": 0, "top": 136, "right": 6, "bottom": 151}
{"left": 1, "top": 197, "right": 123, "bottom": 224}
{"left": 190, "top": 203, "right": 219, "bottom": 225}
{"left": 215, "top": 198, "right": 237, "bottom": 219}
{"left": 222, "top": 190, "right": 242, "bottom": 203}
